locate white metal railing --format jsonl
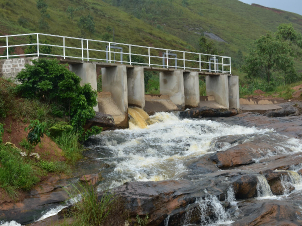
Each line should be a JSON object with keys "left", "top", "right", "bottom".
{"left": 0, "top": 33, "right": 231, "bottom": 74}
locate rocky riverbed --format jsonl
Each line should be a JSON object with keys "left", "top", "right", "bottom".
{"left": 3, "top": 101, "right": 302, "bottom": 226}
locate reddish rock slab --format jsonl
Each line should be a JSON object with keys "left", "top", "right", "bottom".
{"left": 233, "top": 200, "right": 302, "bottom": 226}
{"left": 262, "top": 170, "right": 294, "bottom": 195}
{"left": 79, "top": 173, "right": 99, "bottom": 186}
{"left": 209, "top": 142, "right": 274, "bottom": 169}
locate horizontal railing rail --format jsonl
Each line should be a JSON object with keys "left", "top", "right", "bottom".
{"left": 0, "top": 33, "right": 231, "bottom": 74}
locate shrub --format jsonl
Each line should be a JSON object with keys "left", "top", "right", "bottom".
{"left": 25, "top": 119, "right": 47, "bottom": 147}
{"left": 54, "top": 131, "right": 82, "bottom": 164}
{"left": 0, "top": 145, "right": 39, "bottom": 192}
{"left": 16, "top": 58, "right": 97, "bottom": 135}
{"left": 69, "top": 184, "right": 115, "bottom": 225}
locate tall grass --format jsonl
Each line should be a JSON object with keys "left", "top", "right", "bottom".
{"left": 54, "top": 131, "right": 83, "bottom": 164}
{"left": 0, "top": 144, "right": 39, "bottom": 197}
{"left": 68, "top": 184, "right": 116, "bottom": 226}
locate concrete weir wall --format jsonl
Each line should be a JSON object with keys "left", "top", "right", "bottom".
{"left": 183, "top": 71, "right": 200, "bottom": 108}
{"left": 160, "top": 70, "right": 185, "bottom": 107}
{"left": 206, "top": 74, "right": 240, "bottom": 109}
{"left": 69, "top": 63, "right": 99, "bottom": 112}
{"left": 127, "top": 67, "right": 145, "bottom": 108}
{"left": 101, "top": 65, "right": 128, "bottom": 112}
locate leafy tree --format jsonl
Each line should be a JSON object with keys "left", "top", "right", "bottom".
{"left": 78, "top": 14, "right": 95, "bottom": 37}
{"left": 36, "top": 0, "right": 50, "bottom": 30}
{"left": 66, "top": 6, "right": 75, "bottom": 20}
{"left": 16, "top": 59, "right": 98, "bottom": 137}
{"left": 199, "top": 34, "right": 219, "bottom": 56}
{"left": 243, "top": 24, "right": 301, "bottom": 84}
{"left": 182, "top": 0, "right": 189, "bottom": 7}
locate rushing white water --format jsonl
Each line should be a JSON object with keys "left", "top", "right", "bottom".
{"left": 25, "top": 112, "right": 302, "bottom": 224}
{"left": 92, "top": 112, "right": 274, "bottom": 189}
{"left": 183, "top": 189, "right": 235, "bottom": 226}
{"left": 256, "top": 175, "right": 274, "bottom": 199}
{"left": 0, "top": 222, "right": 21, "bottom": 226}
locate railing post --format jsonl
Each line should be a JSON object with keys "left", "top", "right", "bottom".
{"left": 148, "top": 47, "right": 151, "bottom": 67}
{"left": 222, "top": 57, "right": 224, "bottom": 73}
{"left": 213, "top": 56, "right": 217, "bottom": 72}
{"left": 183, "top": 52, "right": 186, "bottom": 70}
{"left": 81, "top": 39, "right": 84, "bottom": 61}
{"left": 129, "top": 44, "right": 132, "bottom": 65}
{"left": 108, "top": 42, "right": 111, "bottom": 63}
{"left": 37, "top": 34, "right": 39, "bottom": 57}
{"left": 86, "top": 39, "right": 89, "bottom": 61}
{"left": 166, "top": 50, "right": 169, "bottom": 69}
{"left": 6, "top": 35, "right": 8, "bottom": 59}
{"left": 230, "top": 57, "right": 232, "bottom": 74}
{"left": 63, "top": 36, "right": 66, "bottom": 59}
{"left": 199, "top": 53, "right": 201, "bottom": 71}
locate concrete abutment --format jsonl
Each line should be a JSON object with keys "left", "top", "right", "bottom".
{"left": 127, "top": 67, "right": 145, "bottom": 108}
{"left": 159, "top": 70, "right": 185, "bottom": 108}
{"left": 69, "top": 62, "right": 99, "bottom": 112}
{"left": 183, "top": 71, "right": 200, "bottom": 108}
{"left": 206, "top": 74, "right": 240, "bottom": 110}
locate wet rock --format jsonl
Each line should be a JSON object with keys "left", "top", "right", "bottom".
{"left": 209, "top": 142, "right": 273, "bottom": 169}
{"left": 0, "top": 189, "right": 68, "bottom": 225}
{"left": 233, "top": 200, "right": 302, "bottom": 226}
{"left": 84, "top": 112, "right": 115, "bottom": 130}
{"left": 184, "top": 154, "right": 219, "bottom": 180}
{"left": 102, "top": 178, "right": 232, "bottom": 226}
{"left": 264, "top": 105, "right": 299, "bottom": 117}
{"left": 261, "top": 170, "right": 294, "bottom": 195}
{"left": 79, "top": 173, "right": 100, "bottom": 186}
{"left": 232, "top": 174, "right": 258, "bottom": 199}
{"left": 179, "top": 107, "right": 238, "bottom": 119}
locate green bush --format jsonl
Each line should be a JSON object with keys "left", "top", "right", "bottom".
{"left": 49, "top": 121, "right": 73, "bottom": 138}
{"left": 0, "top": 124, "right": 4, "bottom": 144}
{"left": 0, "top": 145, "right": 39, "bottom": 192}
{"left": 54, "top": 131, "right": 82, "bottom": 164}
{"left": 39, "top": 160, "right": 68, "bottom": 173}
{"left": 25, "top": 119, "right": 47, "bottom": 147}
{"left": 70, "top": 184, "right": 115, "bottom": 226}
{"left": 16, "top": 58, "right": 97, "bottom": 134}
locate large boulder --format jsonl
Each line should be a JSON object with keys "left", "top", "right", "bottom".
{"left": 261, "top": 170, "right": 294, "bottom": 195}
{"left": 232, "top": 174, "right": 258, "bottom": 199}
{"left": 209, "top": 142, "right": 275, "bottom": 169}
{"left": 233, "top": 200, "right": 302, "bottom": 226}
{"left": 179, "top": 107, "right": 238, "bottom": 119}
{"left": 84, "top": 112, "right": 115, "bottom": 130}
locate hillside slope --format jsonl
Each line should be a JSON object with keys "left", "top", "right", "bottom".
{"left": 1, "top": 0, "right": 302, "bottom": 67}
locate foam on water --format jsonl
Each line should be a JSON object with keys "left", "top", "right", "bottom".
{"left": 0, "top": 221, "right": 21, "bottom": 226}
{"left": 93, "top": 112, "right": 273, "bottom": 189}
{"left": 256, "top": 175, "right": 275, "bottom": 199}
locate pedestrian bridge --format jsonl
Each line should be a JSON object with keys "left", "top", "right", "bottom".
{"left": 0, "top": 33, "right": 239, "bottom": 126}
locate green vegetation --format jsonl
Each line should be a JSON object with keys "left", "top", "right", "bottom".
{"left": 0, "top": 58, "right": 103, "bottom": 198}
{"left": 16, "top": 58, "right": 98, "bottom": 136}
{"left": 68, "top": 184, "right": 116, "bottom": 226}
{"left": 243, "top": 24, "right": 302, "bottom": 85}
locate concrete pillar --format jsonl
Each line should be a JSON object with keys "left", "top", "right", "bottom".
{"left": 101, "top": 65, "right": 128, "bottom": 114}
{"left": 228, "top": 76, "right": 240, "bottom": 110}
{"left": 127, "top": 67, "right": 145, "bottom": 108}
{"left": 183, "top": 71, "right": 200, "bottom": 108}
{"left": 160, "top": 70, "right": 185, "bottom": 107}
{"left": 206, "top": 74, "right": 229, "bottom": 108}
{"left": 69, "top": 62, "right": 99, "bottom": 112}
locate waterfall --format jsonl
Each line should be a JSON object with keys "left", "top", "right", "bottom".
{"left": 128, "top": 107, "right": 150, "bottom": 129}
{"left": 256, "top": 175, "right": 274, "bottom": 198}
{"left": 164, "top": 215, "right": 170, "bottom": 226}
{"left": 183, "top": 190, "right": 235, "bottom": 226}
{"left": 288, "top": 171, "right": 302, "bottom": 185}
